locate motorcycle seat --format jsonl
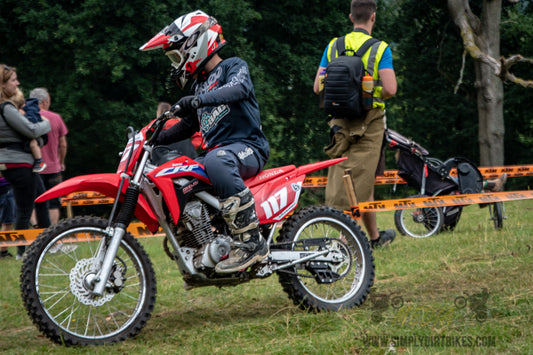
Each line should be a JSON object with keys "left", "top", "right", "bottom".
{"left": 245, "top": 164, "right": 296, "bottom": 188}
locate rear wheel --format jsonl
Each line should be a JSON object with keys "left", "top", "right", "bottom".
{"left": 488, "top": 202, "right": 504, "bottom": 230}
{"left": 276, "top": 206, "right": 374, "bottom": 311}
{"left": 20, "top": 216, "right": 157, "bottom": 346}
{"left": 394, "top": 194, "right": 444, "bottom": 238}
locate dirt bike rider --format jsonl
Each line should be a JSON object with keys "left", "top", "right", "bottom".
{"left": 140, "top": 10, "right": 270, "bottom": 273}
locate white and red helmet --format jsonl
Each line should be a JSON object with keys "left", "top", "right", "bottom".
{"left": 140, "top": 10, "right": 226, "bottom": 88}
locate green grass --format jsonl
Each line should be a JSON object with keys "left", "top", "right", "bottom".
{"left": 0, "top": 200, "right": 532, "bottom": 354}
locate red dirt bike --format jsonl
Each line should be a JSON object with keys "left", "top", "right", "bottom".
{"left": 20, "top": 108, "right": 374, "bottom": 346}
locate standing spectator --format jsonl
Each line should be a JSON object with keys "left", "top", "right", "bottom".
{"left": 0, "top": 176, "right": 15, "bottom": 259}
{"left": 156, "top": 101, "right": 171, "bottom": 117}
{"left": 313, "top": 0, "right": 397, "bottom": 248}
{"left": 29, "top": 88, "right": 68, "bottom": 225}
{"left": 0, "top": 64, "right": 51, "bottom": 259}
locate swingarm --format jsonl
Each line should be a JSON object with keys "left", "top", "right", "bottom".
{"left": 267, "top": 237, "right": 350, "bottom": 272}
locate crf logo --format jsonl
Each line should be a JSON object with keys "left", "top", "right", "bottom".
{"left": 260, "top": 187, "right": 288, "bottom": 219}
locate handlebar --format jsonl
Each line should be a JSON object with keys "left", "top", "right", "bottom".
{"left": 146, "top": 104, "right": 183, "bottom": 145}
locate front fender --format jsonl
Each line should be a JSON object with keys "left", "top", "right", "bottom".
{"left": 36, "top": 173, "right": 160, "bottom": 233}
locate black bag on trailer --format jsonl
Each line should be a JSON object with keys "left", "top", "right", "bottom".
{"left": 396, "top": 150, "right": 456, "bottom": 196}
{"left": 441, "top": 158, "right": 483, "bottom": 230}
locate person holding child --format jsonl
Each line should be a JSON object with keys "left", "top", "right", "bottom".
{"left": 0, "top": 64, "right": 51, "bottom": 259}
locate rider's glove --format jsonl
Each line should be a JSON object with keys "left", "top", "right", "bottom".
{"left": 172, "top": 96, "right": 202, "bottom": 116}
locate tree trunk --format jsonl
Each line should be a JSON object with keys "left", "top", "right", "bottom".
{"left": 476, "top": 0, "right": 505, "bottom": 166}
{"left": 475, "top": 60, "right": 504, "bottom": 166}
{"left": 448, "top": 0, "right": 505, "bottom": 166}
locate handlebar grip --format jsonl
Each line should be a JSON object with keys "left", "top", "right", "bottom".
{"left": 171, "top": 104, "right": 181, "bottom": 115}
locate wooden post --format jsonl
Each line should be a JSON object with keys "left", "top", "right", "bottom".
{"left": 66, "top": 202, "right": 73, "bottom": 218}
{"left": 342, "top": 169, "right": 361, "bottom": 219}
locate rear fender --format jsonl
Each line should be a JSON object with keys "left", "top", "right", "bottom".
{"left": 36, "top": 173, "right": 160, "bottom": 233}
{"left": 251, "top": 157, "right": 347, "bottom": 224}
{"left": 294, "top": 157, "right": 347, "bottom": 176}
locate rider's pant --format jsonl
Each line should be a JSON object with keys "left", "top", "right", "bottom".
{"left": 196, "top": 142, "right": 266, "bottom": 200}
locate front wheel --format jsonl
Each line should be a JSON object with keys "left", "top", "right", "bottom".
{"left": 394, "top": 194, "right": 444, "bottom": 238}
{"left": 276, "top": 206, "right": 374, "bottom": 311}
{"left": 20, "top": 216, "right": 157, "bottom": 346}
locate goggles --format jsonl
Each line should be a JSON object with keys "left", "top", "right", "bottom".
{"left": 165, "top": 49, "right": 185, "bottom": 69}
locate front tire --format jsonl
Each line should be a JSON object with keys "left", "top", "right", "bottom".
{"left": 276, "top": 206, "right": 374, "bottom": 311}
{"left": 20, "top": 216, "right": 157, "bottom": 346}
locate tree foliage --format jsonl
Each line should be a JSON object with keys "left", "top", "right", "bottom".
{"left": 1, "top": 0, "right": 532, "bottom": 188}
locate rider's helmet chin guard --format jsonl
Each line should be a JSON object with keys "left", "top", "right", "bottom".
{"left": 140, "top": 10, "right": 226, "bottom": 89}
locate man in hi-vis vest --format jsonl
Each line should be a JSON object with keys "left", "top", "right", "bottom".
{"left": 313, "top": 0, "right": 397, "bottom": 248}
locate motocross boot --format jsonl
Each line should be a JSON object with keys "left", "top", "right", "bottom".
{"left": 215, "top": 187, "right": 269, "bottom": 273}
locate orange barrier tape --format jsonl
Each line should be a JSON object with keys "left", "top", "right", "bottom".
{"left": 358, "top": 190, "right": 533, "bottom": 212}
{"left": 303, "top": 165, "right": 533, "bottom": 187}
{"left": 0, "top": 222, "right": 164, "bottom": 247}
{"left": 56, "top": 165, "right": 531, "bottom": 202}
{"left": 5, "top": 190, "right": 533, "bottom": 247}
{"left": 61, "top": 191, "right": 107, "bottom": 201}
{"left": 64, "top": 197, "right": 115, "bottom": 206}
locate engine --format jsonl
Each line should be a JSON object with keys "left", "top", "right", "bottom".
{"left": 180, "top": 200, "right": 214, "bottom": 248}
{"left": 177, "top": 200, "right": 232, "bottom": 270}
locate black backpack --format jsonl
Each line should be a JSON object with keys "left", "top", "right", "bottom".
{"left": 323, "top": 36, "right": 380, "bottom": 120}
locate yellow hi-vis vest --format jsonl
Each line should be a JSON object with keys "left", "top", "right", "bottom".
{"left": 326, "top": 32, "right": 389, "bottom": 109}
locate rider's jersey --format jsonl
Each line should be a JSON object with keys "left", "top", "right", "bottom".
{"left": 158, "top": 57, "right": 269, "bottom": 163}
{"left": 195, "top": 57, "right": 269, "bottom": 161}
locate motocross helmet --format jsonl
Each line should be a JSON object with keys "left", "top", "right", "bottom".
{"left": 140, "top": 10, "right": 226, "bottom": 88}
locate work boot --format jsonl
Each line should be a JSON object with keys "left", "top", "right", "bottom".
{"left": 370, "top": 229, "right": 396, "bottom": 249}
{"left": 485, "top": 173, "right": 507, "bottom": 192}
{"left": 215, "top": 187, "right": 269, "bottom": 273}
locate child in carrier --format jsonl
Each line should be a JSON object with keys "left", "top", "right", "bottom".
{"left": 12, "top": 89, "right": 47, "bottom": 173}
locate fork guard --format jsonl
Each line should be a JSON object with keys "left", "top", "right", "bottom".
{"left": 35, "top": 173, "right": 160, "bottom": 233}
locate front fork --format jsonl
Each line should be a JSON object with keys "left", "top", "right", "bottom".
{"left": 92, "top": 150, "right": 149, "bottom": 297}
{"left": 92, "top": 185, "right": 140, "bottom": 296}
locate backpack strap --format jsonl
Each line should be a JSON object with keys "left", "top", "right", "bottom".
{"left": 354, "top": 38, "right": 380, "bottom": 58}
{"left": 365, "top": 41, "right": 383, "bottom": 77}
{"left": 333, "top": 36, "right": 347, "bottom": 59}
{"left": 332, "top": 37, "right": 381, "bottom": 74}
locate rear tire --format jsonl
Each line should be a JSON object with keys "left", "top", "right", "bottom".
{"left": 489, "top": 202, "right": 504, "bottom": 230}
{"left": 276, "top": 206, "right": 374, "bottom": 311}
{"left": 394, "top": 194, "right": 444, "bottom": 238}
{"left": 20, "top": 216, "right": 157, "bottom": 346}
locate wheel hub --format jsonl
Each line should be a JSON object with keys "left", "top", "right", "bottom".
{"left": 412, "top": 210, "right": 426, "bottom": 223}
{"left": 70, "top": 258, "right": 115, "bottom": 306}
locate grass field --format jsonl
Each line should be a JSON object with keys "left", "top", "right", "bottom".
{"left": 0, "top": 199, "right": 531, "bottom": 354}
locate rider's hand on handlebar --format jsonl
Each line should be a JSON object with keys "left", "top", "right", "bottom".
{"left": 171, "top": 96, "right": 202, "bottom": 116}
